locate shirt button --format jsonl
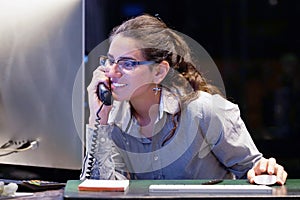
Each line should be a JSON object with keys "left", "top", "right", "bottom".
{"left": 100, "top": 137, "right": 106, "bottom": 143}
{"left": 154, "top": 155, "right": 159, "bottom": 161}
{"left": 199, "top": 113, "right": 203, "bottom": 119}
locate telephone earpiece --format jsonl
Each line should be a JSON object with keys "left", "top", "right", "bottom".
{"left": 97, "top": 83, "right": 113, "bottom": 106}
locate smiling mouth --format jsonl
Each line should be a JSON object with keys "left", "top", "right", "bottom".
{"left": 112, "top": 82, "right": 127, "bottom": 88}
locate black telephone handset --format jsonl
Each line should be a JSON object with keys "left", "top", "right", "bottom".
{"left": 97, "top": 83, "right": 113, "bottom": 106}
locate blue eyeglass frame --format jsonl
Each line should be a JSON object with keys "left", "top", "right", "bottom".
{"left": 99, "top": 56, "right": 156, "bottom": 71}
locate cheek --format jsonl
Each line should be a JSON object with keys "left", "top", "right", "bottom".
{"left": 127, "top": 72, "right": 154, "bottom": 95}
{"left": 131, "top": 83, "right": 151, "bottom": 96}
{"left": 133, "top": 75, "right": 153, "bottom": 86}
{"left": 128, "top": 76, "right": 153, "bottom": 95}
{"left": 114, "top": 67, "right": 153, "bottom": 101}
{"left": 112, "top": 73, "right": 153, "bottom": 101}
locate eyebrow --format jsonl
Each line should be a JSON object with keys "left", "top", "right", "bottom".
{"left": 107, "top": 53, "right": 137, "bottom": 61}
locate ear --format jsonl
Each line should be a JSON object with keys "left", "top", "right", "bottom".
{"left": 153, "top": 60, "right": 170, "bottom": 84}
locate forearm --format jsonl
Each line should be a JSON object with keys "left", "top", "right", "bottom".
{"left": 88, "top": 104, "right": 112, "bottom": 126}
{"left": 80, "top": 125, "right": 128, "bottom": 180}
{"left": 80, "top": 125, "right": 114, "bottom": 180}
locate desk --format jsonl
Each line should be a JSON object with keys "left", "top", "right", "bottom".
{"left": 64, "top": 179, "right": 300, "bottom": 199}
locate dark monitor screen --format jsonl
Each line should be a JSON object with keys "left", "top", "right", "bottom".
{"left": 0, "top": 0, "right": 84, "bottom": 174}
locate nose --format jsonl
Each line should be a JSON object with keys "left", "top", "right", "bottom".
{"left": 105, "top": 63, "right": 122, "bottom": 78}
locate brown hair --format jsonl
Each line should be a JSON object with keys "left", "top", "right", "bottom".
{"left": 109, "top": 14, "right": 222, "bottom": 145}
{"left": 109, "top": 14, "right": 222, "bottom": 97}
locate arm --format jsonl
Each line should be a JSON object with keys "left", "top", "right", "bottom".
{"left": 198, "top": 94, "right": 262, "bottom": 179}
{"left": 86, "top": 66, "right": 112, "bottom": 127}
{"left": 207, "top": 94, "right": 287, "bottom": 184}
{"left": 80, "top": 125, "right": 128, "bottom": 180}
{"left": 80, "top": 67, "right": 128, "bottom": 180}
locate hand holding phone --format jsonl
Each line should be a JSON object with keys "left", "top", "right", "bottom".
{"left": 97, "top": 83, "right": 112, "bottom": 106}
{"left": 87, "top": 68, "right": 113, "bottom": 126}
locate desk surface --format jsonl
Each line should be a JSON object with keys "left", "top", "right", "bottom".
{"left": 64, "top": 179, "right": 300, "bottom": 199}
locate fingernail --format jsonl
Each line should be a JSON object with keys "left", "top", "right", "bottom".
{"left": 277, "top": 178, "right": 283, "bottom": 185}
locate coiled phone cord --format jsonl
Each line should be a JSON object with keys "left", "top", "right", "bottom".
{"left": 85, "top": 82, "right": 112, "bottom": 179}
{"left": 86, "top": 103, "right": 104, "bottom": 179}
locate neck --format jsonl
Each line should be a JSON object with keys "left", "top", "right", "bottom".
{"left": 130, "top": 91, "right": 161, "bottom": 126}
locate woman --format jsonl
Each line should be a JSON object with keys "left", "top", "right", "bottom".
{"left": 80, "top": 14, "right": 287, "bottom": 184}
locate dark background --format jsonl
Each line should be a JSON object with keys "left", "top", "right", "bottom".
{"left": 85, "top": 0, "right": 300, "bottom": 178}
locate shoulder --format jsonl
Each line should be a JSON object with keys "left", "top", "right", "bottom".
{"left": 185, "top": 91, "right": 240, "bottom": 119}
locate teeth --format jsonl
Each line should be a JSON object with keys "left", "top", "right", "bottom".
{"left": 113, "top": 82, "right": 127, "bottom": 87}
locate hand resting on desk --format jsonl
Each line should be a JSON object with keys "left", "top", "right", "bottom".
{"left": 247, "top": 157, "right": 288, "bottom": 185}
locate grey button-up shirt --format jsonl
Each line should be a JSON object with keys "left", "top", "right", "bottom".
{"left": 80, "top": 90, "right": 262, "bottom": 180}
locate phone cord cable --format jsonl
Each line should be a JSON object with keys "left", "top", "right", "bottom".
{"left": 86, "top": 103, "right": 104, "bottom": 179}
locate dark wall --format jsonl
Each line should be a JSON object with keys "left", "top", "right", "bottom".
{"left": 85, "top": 0, "right": 300, "bottom": 178}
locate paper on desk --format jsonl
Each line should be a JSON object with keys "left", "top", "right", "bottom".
{"left": 78, "top": 180, "right": 129, "bottom": 192}
{"left": 149, "top": 184, "right": 273, "bottom": 194}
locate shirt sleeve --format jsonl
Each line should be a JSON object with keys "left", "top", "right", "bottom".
{"left": 80, "top": 125, "right": 128, "bottom": 180}
{"left": 201, "top": 94, "right": 263, "bottom": 179}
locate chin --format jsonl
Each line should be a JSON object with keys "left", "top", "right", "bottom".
{"left": 112, "top": 93, "right": 129, "bottom": 102}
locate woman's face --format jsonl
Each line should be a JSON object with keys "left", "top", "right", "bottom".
{"left": 105, "top": 35, "right": 157, "bottom": 102}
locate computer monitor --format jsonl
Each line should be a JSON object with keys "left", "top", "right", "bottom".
{"left": 0, "top": 0, "right": 84, "bottom": 181}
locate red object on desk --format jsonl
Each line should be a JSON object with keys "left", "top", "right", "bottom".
{"left": 78, "top": 180, "right": 129, "bottom": 192}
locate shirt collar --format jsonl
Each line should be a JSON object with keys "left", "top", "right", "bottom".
{"left": 108, "top": 88, "right": 180, "bottom": 134}
{"left": 159, "top": 88, "right": 180, "bottom": 119}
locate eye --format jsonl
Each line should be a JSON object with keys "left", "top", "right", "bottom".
{"left": 107, "top": 59, "right": 114, "bottom": 66}
{"left": 99, "top": 56, "right": 114, "bottom": 67}
{"left": 120, "top": 60, "right": 135, "bottom": 70}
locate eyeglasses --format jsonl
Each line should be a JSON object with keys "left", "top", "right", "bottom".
{"left": 99, "top": 56, "right": 156, "bottom": 71}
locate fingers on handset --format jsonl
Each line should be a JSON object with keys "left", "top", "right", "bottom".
{"left": 89, "top": 68, "right": 108, "bottom": 91}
